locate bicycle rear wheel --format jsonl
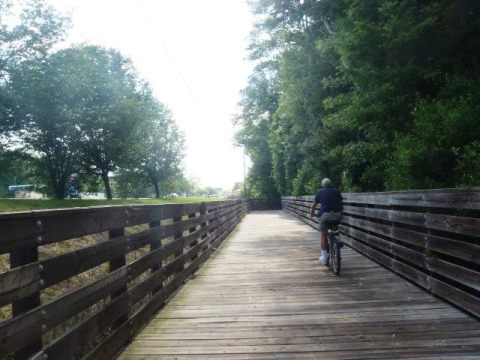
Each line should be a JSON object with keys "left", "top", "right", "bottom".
{"left": 331, "top": 235, "right": 341, "bottom": 275}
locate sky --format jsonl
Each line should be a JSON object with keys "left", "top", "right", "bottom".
{"left": 46, "top": 0, "right": 254, "bottom": 190}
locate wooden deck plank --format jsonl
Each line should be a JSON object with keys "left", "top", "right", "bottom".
{"left": 117, "top": 211, "right": 480, "bottom": 359}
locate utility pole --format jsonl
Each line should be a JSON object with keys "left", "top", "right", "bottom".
{"left": 243, "top": 146, "right": 247, "bottom": 198}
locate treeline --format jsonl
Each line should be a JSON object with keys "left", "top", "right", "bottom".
{"left": 0, "top": 0, "right": 185, "bottom": 199}
{"left": 235, "top": 0, "right": 480, "bottom": 198}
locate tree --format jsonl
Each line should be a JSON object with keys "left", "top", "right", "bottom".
{"left": 114, "top": 169, "right": 152, "bottom": 198}
{"left": 130, "top": 102, "right": 185, "bottom": 198}
{"left": 234, "top": 63, "right": 280, "bottom": 199}
{"left": 9, "top": 54, "right": 82, "bottom": 198}
{"left": 8, "top": 45, "right": 154, "bottom": 198}
{"left": 0, "top": 0, "right": 68, "bottom": 134}
{"left": 1, "top": 6, "right": 190, "bottom": 200}
{"left": 62, "top": 46, "right": 155, "bottom": 199}
{"left": 328, "top": 0, "right": 480, "bottom": 190}
{"left": 8, "top": 43, "right": 186, "bottom": 199}
{"left": 237, "top": 0, "right": 343, "bottom": 196}
{"left": 0, "top": 0, "right": 70, "bottom": 197}
{"left": 237, "top": 0, "right": 480, "bottom": 195}
{"left": 158, "top": 172, "right": 195, "bottom": 197}
{"left": 386, "top": 78, "right": 480, "bottom": 189}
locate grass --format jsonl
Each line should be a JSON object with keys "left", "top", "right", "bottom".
{"left": 0, "top": 197, "right": 222, "bottom": 213}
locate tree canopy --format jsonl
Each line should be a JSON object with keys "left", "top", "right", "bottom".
{"left": 235, "top": 0, "right": 480, "bottom": 196}
{"left": 0, "top": 1, "right": 186, "bottom": 199}
{"left": 0, "top": 0, "right": 68, "bottom": 134}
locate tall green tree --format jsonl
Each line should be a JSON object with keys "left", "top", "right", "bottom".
{"left": 9, "top": 54, "right": 81, "bottom": 198}
{"left": 387, "top": 77, "right": 480, "bottom": 189}
{"left": 237, "top": 0, "right": 480, "bottom": 196}
{"left": 0, "top": 0, "right": 68, "bottom": 134}
{"left": 237, "top": 0, "right": 343, "bottom": 196}
{"left": 9, "top": 45, "right": 167, "bottom": 199}
{"left": 327, "top": 0, "right": 480, "bottom": 190}
{"left": 130, "top": 102, "right": 185, "bottom": 198}
{"left": 234, "top": 62, "right": 280, "bottom": 199}
{"left": 67, "top": 46, "right": 153, "bottom": 199}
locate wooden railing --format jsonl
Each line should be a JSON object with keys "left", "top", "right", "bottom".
{"left": 247, "top": 198, "right": 282, "bottom": 211}
{"left": 0, "top": 200, "right": 247, "bottom": 360}
{"left": 282, "top": 188, "right": 480, "bottom": 318}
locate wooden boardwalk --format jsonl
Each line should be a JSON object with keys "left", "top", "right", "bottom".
{"left": 118, "top": 211, "right": 480, "bottom": 359}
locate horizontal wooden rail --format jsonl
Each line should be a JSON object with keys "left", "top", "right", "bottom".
{"left": 247, "top": 198, "right": 282, "bottom": 211}
{"left": 282, "top": 188, "right": 480, "bottom": 318}
{"left": 0, "top": 200, "right": 247, "bottom": 360}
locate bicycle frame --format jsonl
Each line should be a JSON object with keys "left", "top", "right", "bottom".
{"left": 327, "top": 227, "right": 341, "bottom": 275}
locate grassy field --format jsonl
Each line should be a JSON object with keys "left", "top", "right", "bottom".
{"left": 0, "top": 197, "right": 222, "bottom": 213}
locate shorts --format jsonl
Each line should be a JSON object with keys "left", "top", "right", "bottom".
{"left": 318, "top": 212, "right": 342, "bottom": 231}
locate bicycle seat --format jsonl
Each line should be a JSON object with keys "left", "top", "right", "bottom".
{"left": 324, "top": 221, "right": 340, "bottom": 231}
{"left": 324, "top": 221, "right": 340, "bottom": 234}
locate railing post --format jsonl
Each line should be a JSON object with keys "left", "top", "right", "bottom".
{"left": 149, "top": 220, "right": 162, "bottom": 294}
{"left": 172, "top": 213, "right": 184, "bottom": 278}
{"left": 187, "top": 210, "right": 198, "bottom": 261}
{"left": 10, "top": 244, "right": 42, "bottom": 360}
{"left": 206, "top": 204, "right": 215, "bottom": 242}
{"left": 199, "top": 202, "right": 208, "bottom": 244}
{"left": 108, "top": 227, "right": 127, "bottom": 328}
{"left": 213, "top": 203, "right": 223, "bottom": 247}
{"left": 424, "top": 206, "right": 433, "bottom": 292}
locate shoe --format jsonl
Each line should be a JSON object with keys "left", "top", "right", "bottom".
{"left": 319, "top": 250, "right": 329, "bottom": 266}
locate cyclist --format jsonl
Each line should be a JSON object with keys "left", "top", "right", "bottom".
{"left": 310, "top": 178, "right": 343, "bottom": 265}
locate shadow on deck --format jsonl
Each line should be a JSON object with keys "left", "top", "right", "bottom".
{"left": 118, "top": 211, "right": 480, "bottom": 359}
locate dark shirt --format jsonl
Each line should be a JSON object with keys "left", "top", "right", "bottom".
{"left": 314, "top": 187, "right": 343, "bottom": 216}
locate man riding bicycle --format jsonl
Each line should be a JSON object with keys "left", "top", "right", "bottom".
{"left": 310, "top": 178, "right": 343, "bottom": 265}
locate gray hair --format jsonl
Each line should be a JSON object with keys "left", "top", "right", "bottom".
{"left": 321, "top": 178, "right": 332, "bottom": 187}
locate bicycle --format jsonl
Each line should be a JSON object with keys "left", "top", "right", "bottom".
{"left": 325, "top": 223, "right": 342, "bottom": 275}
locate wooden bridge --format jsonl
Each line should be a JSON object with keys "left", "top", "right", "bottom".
{"left": 0, "top": 189, "right": 479, "bottom": 359}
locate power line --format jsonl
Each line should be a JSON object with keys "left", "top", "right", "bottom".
{"left": 136, "top": 2, "right": 202, "bottom": 110}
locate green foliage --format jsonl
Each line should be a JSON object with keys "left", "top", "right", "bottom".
{"left": 128, "top": 102, "right": 185, "bottom": 198}
{"left": 158, "top": 173, "right": 195, "bottom": 197}
{"left": 386, "top": 77, "right": 480, "bottom": 189}
{"left": 0, "top": 3, "right": 190, "bottom": 200}
{"left": 236, "top": 0, "right": 480, "bottom": 196}
{"left": 8, "top": 50, "right": 82, "bottom": 198}
{"left": 0, "top": 149, "right": 45, "bottom": 197}
{"left": 234, "top": 63, "right": 280, "bottom": 199}
{"left": 292, "top": 160, "right": 322, "bottom": 196}
{"left": 455, "top": 141, "right": 480, "bottom": 188}
{"left": 4, "top": 43, "right": 186, "bottom": 199}
{"left": 0, "top": 0, "right": 69, "bottom": 133}
{"left": 58, "top": 46, "right": 156, "bottom": 199}
{"left": 114, "top": 171, "right": 152, "bottom": 199}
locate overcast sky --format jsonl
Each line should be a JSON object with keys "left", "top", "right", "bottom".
{"left": 46, "top": 0, "right": 254, "bottom": 190}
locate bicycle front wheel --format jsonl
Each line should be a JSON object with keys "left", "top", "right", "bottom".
{"left": 331, "top": 235, "right": 341, "bottom": 275}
